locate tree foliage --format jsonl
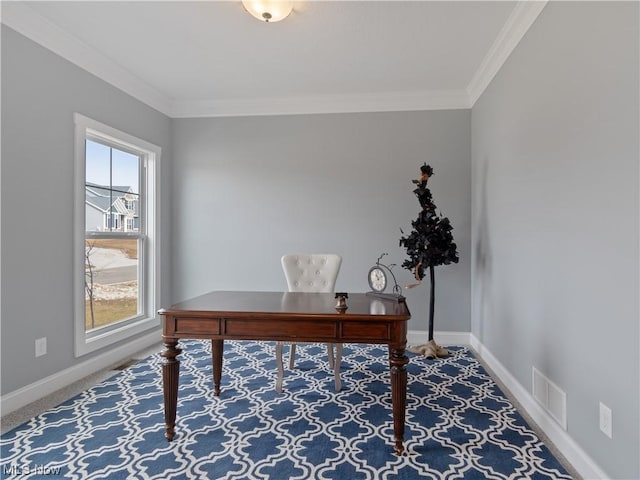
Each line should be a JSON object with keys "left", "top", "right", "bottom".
{"left": 399, "top": 164, "right": 459, "bottom": 281}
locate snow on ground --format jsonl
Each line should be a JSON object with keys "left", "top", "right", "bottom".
{"left": 89, "top": 281, "right": 138, "bottom": 301}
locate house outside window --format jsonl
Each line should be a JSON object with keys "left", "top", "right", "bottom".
{"left": 74, "top": 114, "right": 161, "bottom": 357}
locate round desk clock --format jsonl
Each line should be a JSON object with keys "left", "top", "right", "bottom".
{"left": 368, "top": 265, "right": 387, "bottom": 293}
{"left": 366, "top": 253, "right": 405, "bottom": 302}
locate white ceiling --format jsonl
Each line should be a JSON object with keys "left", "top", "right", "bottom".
{"left": 1, "top": 1, "right": 546, "bottom": 117}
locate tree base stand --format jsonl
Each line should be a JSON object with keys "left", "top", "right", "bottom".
{"left": 407, "top": 339, "right": 449, "bottom": 359}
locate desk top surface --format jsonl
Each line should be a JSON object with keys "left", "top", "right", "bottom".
{"left": 159, "top": 291, "right": 411, "bottom": 320}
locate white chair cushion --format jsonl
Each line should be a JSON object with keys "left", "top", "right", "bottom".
{"left": 281, "top": 254, "right": 342, "bottom": 293}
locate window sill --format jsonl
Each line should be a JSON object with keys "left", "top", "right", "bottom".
{"left": 74, "top": 315, "right": 160, "bottom": 357}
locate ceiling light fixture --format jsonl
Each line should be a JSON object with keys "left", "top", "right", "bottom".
{"left": 242, "top": 0, "right": 293, "bottom": 23}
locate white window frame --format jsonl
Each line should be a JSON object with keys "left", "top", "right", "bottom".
{"left": 74, "top": 113, "right": 161, "bottom": 357}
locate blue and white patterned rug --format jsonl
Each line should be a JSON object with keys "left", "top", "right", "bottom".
{"left": 1, "top": 341, "right": 573, "bottom": 479}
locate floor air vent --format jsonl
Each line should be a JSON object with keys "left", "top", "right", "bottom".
{"left": 532, "top": 367, "right": 567, "bottom": 430}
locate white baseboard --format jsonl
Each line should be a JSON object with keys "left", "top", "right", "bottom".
{"left": 469, "top": 334, "right": 609, "bottom": 480}
{"left": 1, "top": 329, "right": 162, "bottom": 415}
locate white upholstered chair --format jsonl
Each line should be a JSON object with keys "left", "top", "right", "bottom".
{"left": 277, "top": 254, "right": 342, "bottom": 393}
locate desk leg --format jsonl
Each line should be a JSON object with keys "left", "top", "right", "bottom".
{"left": 390, "top": 345, "right": 409, "bottom": 455}
{"left": 211, "top": 339, "right": 224, "bottom": 396}
{"left": 162, "top": 338, "right": 181, "bottom": 442}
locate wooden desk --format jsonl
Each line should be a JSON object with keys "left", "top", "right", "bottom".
{"left": 159, "top": 291, "right": 411, "bottom": 454}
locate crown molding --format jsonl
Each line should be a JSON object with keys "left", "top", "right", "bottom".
{"left": 2, "top": 1, "right": 545, "bottom": 118}
{"left": 1, "top": 2, "right": 174, "bottom": 116}
{"left": 170, "top": 90, "right": 471, "bottom": 118}
{"left": 467, "top": 0, "right": 547, "bottom": 106}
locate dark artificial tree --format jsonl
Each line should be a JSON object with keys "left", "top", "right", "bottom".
{"left": 399, "top": 163, "right": 459, "bottom": 358}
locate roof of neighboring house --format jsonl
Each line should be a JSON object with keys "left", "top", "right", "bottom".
{"left": 86, "top": 182, "right": 138, "bottom": 215}
{"left": 86, "top": 182, "right": 135, "bottom": 196}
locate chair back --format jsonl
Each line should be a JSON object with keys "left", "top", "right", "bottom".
{"left": 281, "top": 254, "right": 342, "bottom": 293}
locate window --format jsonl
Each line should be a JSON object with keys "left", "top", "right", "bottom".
{"left": 74, "top": 114, "right": 161, "bottom": 356}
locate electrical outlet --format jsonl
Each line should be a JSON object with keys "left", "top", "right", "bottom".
{"left": 599, "top": 402, "right": 612, "bottom": 438}
{"left": 35, "top": 337, "right": 47, "bottom": 357}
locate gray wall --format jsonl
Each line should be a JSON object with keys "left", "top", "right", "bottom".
{"left": 1, "top": 26, "right": 172, "bottom": 394}
{"left": 171, "top": 111, "right": 471, "bottom": 335}
{"left": 471, "top": 2, "right": 639, "bottom": 479}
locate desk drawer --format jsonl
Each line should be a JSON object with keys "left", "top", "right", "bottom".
{"left": 173, "top": 317, "right": 221, "bottom": 335}
{"left": 342, "top": 322, "right": 390, "bottom": 340}
{"left": 225, "top": 319, "right": 336, "bottom": 338}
